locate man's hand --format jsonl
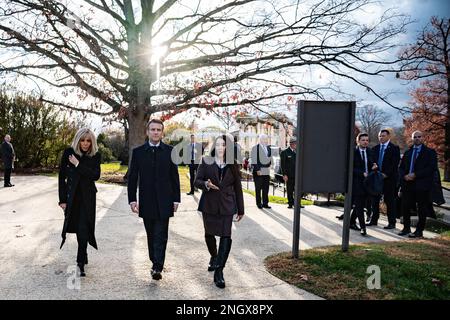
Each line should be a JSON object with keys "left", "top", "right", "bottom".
{"left": 173, "top": 203, "right": 179, "bottom": 212}
{"left": 283, "top": 175, "right": 288, "bottom": 182}
{"left": 363, "top": 172, "right": 368, "bottom": 178}
{"left": 372, "top": 163, "right": 378, "bottom": 170}
{"left": 235, "top": 214, "right": 244, "bottom": 222}
{"left": 130, "top": 202, "right": 139, "bottom": 213}
{"left": 59, "top": 203, "right": 67, "bottom": 211}
{"left": 257, "top": 170, "right": 261, "bottom": 176}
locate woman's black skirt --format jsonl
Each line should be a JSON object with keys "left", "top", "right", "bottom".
{"left": 202, "top": 212, "right": 233, "bottom": 237}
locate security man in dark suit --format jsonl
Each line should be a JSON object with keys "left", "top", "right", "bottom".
{"left": 128, "top": 119, "right": 181, "bottom": 281}
{"left": 398, "top": 131, "right": 438, "bottom": 238}
{"left": 280, "top": 137, "right": 297, "bottom": 209}
{"left": 367, "top": 129, "right": 400, "bottom": 229}
{"left": 350, "top": 133, "right": 378, "bottom": 236}
{"left": 251, "top": 134, "right": 272, "bottom": 209}
{"left": 1, "top": 134, "right": 15, "bottom": 187}
{"left": 187, "top": 134, "right": 203, "bottom": 195}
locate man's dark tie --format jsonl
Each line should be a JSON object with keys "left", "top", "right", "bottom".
{"left": 361, "top": 150, "right": 368, "bottom": 173}
{"left": 409, "top": 148, "right": 418, "bottom": 174}
{"left": 378, "top": 144, "right": 385, "bottom": 170}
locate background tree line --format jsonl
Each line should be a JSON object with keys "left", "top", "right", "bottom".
{"left": 0, "top": 90, "right": 127, "bottom": 170}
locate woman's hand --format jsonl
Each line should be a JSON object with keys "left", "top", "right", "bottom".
{"left": 59, "top": 203, "right": 67, "bottom": 211}
{"left": 68, "top": 154, "right": 79, "bottom": 167}
{"left": 206, "top": 179, "right": 219, "bottom": 190}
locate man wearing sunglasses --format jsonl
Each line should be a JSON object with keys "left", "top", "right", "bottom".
{"left": 398, "top": 131, "right": 438, "bottom": 238}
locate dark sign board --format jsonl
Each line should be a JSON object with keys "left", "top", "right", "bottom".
{"left": 297, "top": 101, "right": 355, "bottom": 193}
{"left": 292, "top": 101, "right": 356, "bottom": 257}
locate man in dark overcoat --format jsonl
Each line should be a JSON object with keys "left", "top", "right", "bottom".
{"left": 128, "top": 119, "right": 181, "bottom": 281}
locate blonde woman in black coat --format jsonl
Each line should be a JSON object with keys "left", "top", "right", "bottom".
{"left": 195, "top": 134, "right": 244, "bottom": 288}
{"left": 58, "top": 128, "right": 101, "bottom": 277}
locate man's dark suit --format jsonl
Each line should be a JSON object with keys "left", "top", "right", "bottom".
{"left": 128, "top": 141, "right": 181, "bottom": 272}
{"left": 399, "top": 144, "right": 437, "bottom": 234}
{"left": 1, "top": 140, "right": 15, "bottom": 186}
{"left": 187, "top": 142, "right": 203, "bottom": 194}
{"left": 251, "top": 144, "right": 272, "bottom": 207}
{"left": 280, "top": 147, "right": 296, "bottom": 207}
{"left": 369, "top": 141, "right": 400, "bottom": 226}
{"left": 351, "top": 147, "right": 375, "bottom": 230}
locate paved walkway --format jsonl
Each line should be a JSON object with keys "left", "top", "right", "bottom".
{"left": 0, "top": 176, "right": 437, "bottom": 300}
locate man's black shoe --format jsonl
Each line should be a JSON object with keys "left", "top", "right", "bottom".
{"left": 398, "top": 229, "right": 411, "bottom": 236}
{"left": 151, "top": 270, "right": 162, "bottom": 280}
{"left": 384, "top": 225, "right": 396, "bottom": 230}
{"left": 288, "top": 205, "right": 293, "bottom": 209}
{"left": 408, "top": 232, "right": 423, "bottom": 239}
{"left": 77, "top": 264, "right": 86, "bottom": 277}
{"left": 349, "top": 224, "right": 361, "bottom": 231}
{"left": 360, "top": 229, "right": 367, "bottom": 236}
{"left": 262, "top": 205, "right": 272, "bottom": 209}
{"left": 336, "top": 214, "right": 344, "bottom": 220}
{"left": 186, "top": 192, "right": 194, "bottom": 195}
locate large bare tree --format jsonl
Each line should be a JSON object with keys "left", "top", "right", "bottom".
{"left": 0, "top": 0, "right": 410, "bottom": 158}
{"left": 356, "top": 104, "right": 391, "bottom": 145}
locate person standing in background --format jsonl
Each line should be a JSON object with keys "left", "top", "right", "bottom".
{"left": 398, "top": 131, "right": 438, "bottom": 238}
{"left": 280, "top": 137, "right": 297, "bottom": 209}
{"left": 2, "top": 134, "right": 15, "bottom": 187}
{"left": 367, "top": 129, "right": 400, "bottom": 229}
{"left": 251, "top": 134, "right": 272, "bottom": 209}
{"left": 187, "top": 134, "right": 202, "bottom": 195}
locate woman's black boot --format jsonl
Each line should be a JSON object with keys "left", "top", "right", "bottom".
{"left": 214, "top": 237, "right": 232, "bottom": 288}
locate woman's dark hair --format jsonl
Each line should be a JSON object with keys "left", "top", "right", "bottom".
{"left": 211, "top": 134, "right": 241, "bottom": 180}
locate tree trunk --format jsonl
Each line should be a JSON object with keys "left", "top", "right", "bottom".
{"left": 124, "top": 105, "right": 149, "bottom": 181}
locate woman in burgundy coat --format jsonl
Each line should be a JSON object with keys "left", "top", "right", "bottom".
{"left": 195, "top": 134, "right": 244, "bottom": 288}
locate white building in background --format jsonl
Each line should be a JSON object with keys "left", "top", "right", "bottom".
{"left": 234, "top": 113, "right": 295, "bottom": 154}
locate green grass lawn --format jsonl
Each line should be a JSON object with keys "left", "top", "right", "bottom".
{"left": 265, "top": 235, "right": 450, "bottom": 300}
{"left": 243, "top": 189, "right": 313, "bottom": 205}
{"left": 178, "top": 165, "right": 190, "bottom": 193}
{"left": 439, "top": 168, "right": 450, "bottom": 189}
{"left": 101, "top": 162, "right": 128, "bottom": 174}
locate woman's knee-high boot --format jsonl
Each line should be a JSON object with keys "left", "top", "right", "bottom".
{"left": 214, "top": 237, "right": 232, "bottom": 288}
{"left": 205, "top": 234, "right": 217, "bottom": 271}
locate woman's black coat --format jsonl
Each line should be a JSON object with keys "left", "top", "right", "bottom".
{"left": 58, "top": 147, "right": 101, "bottom": 249}
{"left": 194, "top": 157, "right": 245, "bottom": 216}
